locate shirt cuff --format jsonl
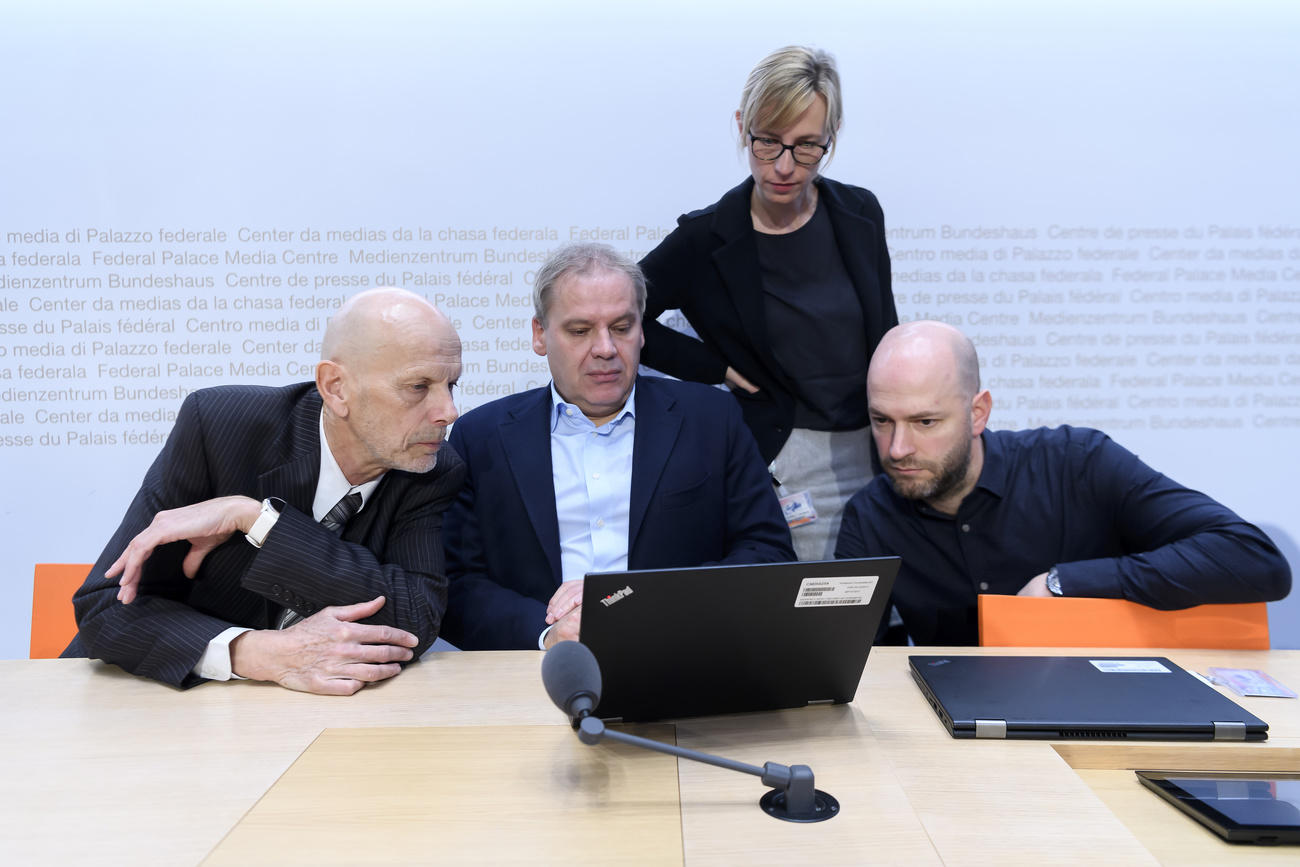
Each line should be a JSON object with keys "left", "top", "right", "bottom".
{"left": 193, "top": 626, "right": 254, "bottom": 681}
{"left": 1054, "top": 559, "right": 1121, "bottom": 599}
{"left": 538, "top": 624, "right": 554, "bottom": 651}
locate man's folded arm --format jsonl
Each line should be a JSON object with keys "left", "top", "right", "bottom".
{"left": 243, "top": 457, "right": 467, "bottom": 657}
{"left": 72, "top": 494, "right": 272, "bottom": 688}
{"left": 72, "top": 554, "right": 241, "bottom": 688}
{"left": 69, "top": 400, "right": 242, "bottom": 687}
{"left": 1052, "top": 438, "right": 1291, "bottom": 608}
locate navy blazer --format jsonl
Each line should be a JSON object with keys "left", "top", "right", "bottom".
{"left": 639, "top": 176, "right": 897, "bottom": 463}
{"left": 440, "top": 376, "right": 795, "bottom": 649}
{"left": 64, "top": 382, "right": 465, "bottom": 688}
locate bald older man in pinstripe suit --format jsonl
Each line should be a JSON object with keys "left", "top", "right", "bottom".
{"left": 64, "top": 289, "right": 466, "bottom": 694}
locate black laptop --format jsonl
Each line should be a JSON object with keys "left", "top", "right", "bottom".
{"left": 909, "top": 655, "right": 1268, "bottom": 741}
{"left": 578, "top": 557, "right": 899, "bottom": 722}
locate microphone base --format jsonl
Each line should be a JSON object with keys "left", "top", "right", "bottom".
{"left": 759, "top": 788, "right": 840, "bottom": 823}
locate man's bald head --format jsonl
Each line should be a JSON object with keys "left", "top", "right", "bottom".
{"left": 321, "top": 288, "right": 459, "bottom": 374}
{"left": 868, "top": 320, "right": 980, "bottom": 401}
{"left": 866, "top": 321, "right": 991, "bottom": 513}
{"left": 316, "top": 288, "right": 462, "bottom": 484}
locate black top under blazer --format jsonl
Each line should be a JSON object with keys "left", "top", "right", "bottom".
{"left": 639, "top": 176, "right": 898, "bottom": 464}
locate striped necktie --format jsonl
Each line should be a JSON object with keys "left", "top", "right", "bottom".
{"left": 319, "top": 490, "right": 363, "bottom": 535}
{"left": 277, "top": 491, "right": 363, "bottom": 629}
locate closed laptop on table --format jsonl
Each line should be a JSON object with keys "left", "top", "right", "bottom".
{"left": 910, "top": 654, "right": 1268, "bottom": 741}
{"left": 580, "top": 557, "right": 899, "bottom": 722}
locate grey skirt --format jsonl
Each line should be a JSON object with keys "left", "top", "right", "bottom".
{"left": 769, "top": 426, "right": 875, "bottom": 562}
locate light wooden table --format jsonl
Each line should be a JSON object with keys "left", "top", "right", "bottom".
{"left": 1, "top": 647, "right": 1296, "bottom": 865}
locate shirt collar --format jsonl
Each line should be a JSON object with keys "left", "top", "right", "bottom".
{"left": 317, "top": 411, "right": 383, "bottom": 521}
{"left": 549, "top": 382, "right": 637, "bottom": 434}
{"left": 972, "top": 430, "right": 1006, "bottom": 499}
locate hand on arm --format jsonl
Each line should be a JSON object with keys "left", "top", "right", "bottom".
{"left": 542, "top": 581, "right": 583, "bottom": 649}
{"left": 542, "top": 608, "right": 581, "bottom": 649}
{"left": 230, "top": 595, "right": 418, "bottom": 695}
{"left": 724, "top": 366, "right": 760, "bottom": 394}
{"left": 110, "top": 495, "right": 262, "bottom": 604}
{"left": 546, "top": 580, "right": 583, "bottom": 625}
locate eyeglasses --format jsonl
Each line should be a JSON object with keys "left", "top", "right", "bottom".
{"left": 748, "top": 134, "right": 830, "bottom": 167}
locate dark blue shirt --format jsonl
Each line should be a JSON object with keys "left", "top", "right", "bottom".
{"left": 835, "top": 426, "right": 1290, "bottom": 646}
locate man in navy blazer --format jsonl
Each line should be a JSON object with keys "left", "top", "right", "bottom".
{"left": 66, "top": 290, "right": 466, "bottom": 693}
{"left": 441, "top": 243, "right": 794, "bottom": 650}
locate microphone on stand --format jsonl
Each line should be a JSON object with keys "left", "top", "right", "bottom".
{"left": 541, "top": 640, "right": 839, "bottom": 823}
{"left": 541, "top": 637, "right": 602, "bottom": 719}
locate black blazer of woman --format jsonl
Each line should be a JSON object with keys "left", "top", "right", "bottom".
{"left": 640, "top": 176, "right": 897, "bottom": 464}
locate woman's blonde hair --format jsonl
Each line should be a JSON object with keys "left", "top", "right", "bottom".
{"left": 738, "top": 46, "right": 842, "bottom": 162}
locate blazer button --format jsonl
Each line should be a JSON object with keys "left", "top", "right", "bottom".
{"left": 271, "top": 584, "right": 283, "bottom": 596}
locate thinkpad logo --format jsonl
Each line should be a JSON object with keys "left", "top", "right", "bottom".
{"left": 599, "top": 585, "right": 634, "bottom": 607}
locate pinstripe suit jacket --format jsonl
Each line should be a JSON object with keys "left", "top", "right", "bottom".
{"left": 63, "top": 382, "right": 465, "bottom": 689}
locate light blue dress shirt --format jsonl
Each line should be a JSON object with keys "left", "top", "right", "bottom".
{"left": 550, "top": 383, "right": 636, "bottom": 584}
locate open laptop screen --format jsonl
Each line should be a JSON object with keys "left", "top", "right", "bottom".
{"left": 579, "top": 557, "right": 899, "bottom": 722}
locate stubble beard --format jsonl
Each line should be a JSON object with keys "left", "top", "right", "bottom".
{"left": 885, "top": 436, "right": 973, "bottom": 504}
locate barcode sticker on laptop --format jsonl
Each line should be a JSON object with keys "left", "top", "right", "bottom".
{"left": 1090, "top": 660, "right": 1171, "bottom": 674}
{"left": 794, "top": 575, "right": 879, "bottom": 607}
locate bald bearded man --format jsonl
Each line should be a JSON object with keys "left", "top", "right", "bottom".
{"left": 836, "top": 320, "right": 1290, "bottom": 645}
{"left": 65, "top": 289, "right": 466, "bottom": 693}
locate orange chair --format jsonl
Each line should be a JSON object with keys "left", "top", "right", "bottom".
{"left": 30, "top": 563, "right": 91, "bottom": 659}
{"left": 977, "top": 594, "right": 1270, "bottom": 650}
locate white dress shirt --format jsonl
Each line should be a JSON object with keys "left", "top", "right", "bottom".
{"left": 538, "top": 384, "right": 636, "bottom": 648}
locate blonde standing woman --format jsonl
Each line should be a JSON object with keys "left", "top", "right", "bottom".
{"left": 640, "top": 46, "right": 897, "bottom": 560}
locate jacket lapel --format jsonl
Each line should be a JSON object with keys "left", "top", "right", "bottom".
{"left": 257, "top": 388, "right": 322, "bottom": 514}
{"left": 628, "top": 379, "right": 682, "bottom": 551}
{"left": 708, "top": 178, "right": 801, "bottom": 393}
{"left": 500, "top": 389, "right": 563, "bottom": 584}
{"left": 819, "top": 178, "right": 885, "bottom": 326}
{"left": 710, "top": 179, "right": 770, "bottom": 364}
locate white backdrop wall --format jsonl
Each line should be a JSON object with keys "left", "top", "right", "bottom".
{"left": 2, "top": 0, "right": 1297, "bottom": 657}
